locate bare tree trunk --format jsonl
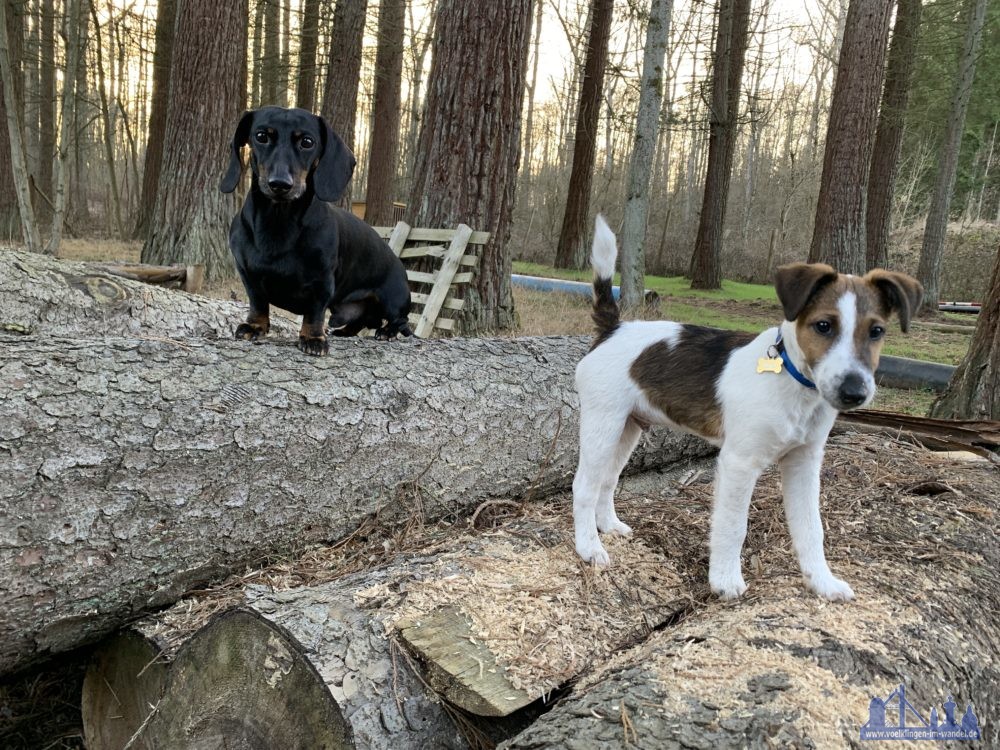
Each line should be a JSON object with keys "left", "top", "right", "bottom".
{"left": 688, "top": 0, "right": 751, "bottom": 290}
{"left": 88, "top": 0, "right": 125, "bottom": 238}
{"left": 261, "top": 0, "right": 280, "bottom": 104}
{"left": 45, "top": 0, "right": 83, "bottom": 255}
{"left": 916, "top": 0, "right": 988, "bottom": 314}
{"left": 865, "top": 0, "right": 922, "bottom": 271}
{"left": 35, "top": 0, "right": 54, "bottom": 223}
{"left": 400, "top": 3, "right": 434, "bottom": 191}
{"left": 141, "top": 0, "right": 247, "bottom": 281}
{"left": 808, "top": 0, "right": 893, "bottom": 274}
{"left": 406, "top": 1, "right": 533, "bottom": 333}
{"left": 294, "top": 0, "right": 320, "bottom": 110}
{"left": 521, "top": 0, "right": 544, "bottom": 184}
{"left": 320, "top": 0, "right": 368, "bottom": 208}
{"left": 620, "top": 0, "right": 673, "bottom": 309}
{"left": 133, "top": 0, "right": 177, "bottom": 239}
{"left": 931, "top": 243, "right": 1000, "bottom": 419}
{"left": 0, "top": 0, "right": 43, "bottom": 253}
{"left": 250, "top": 0, "right": 264, "bottom": 105}
{"left": 0, "top": 0, "right": 24, "bottom": 240}
{"left": 364, "top": 0, "right": 406, "bottom": 225}
{"left": 279, "top": 0, "right": 290, "bottom": 106}
{"left": 68, "top": 2, "right": 91, "bottom": 226}
{"left": 553, "top": 0, "right": 613, "bottom": 270}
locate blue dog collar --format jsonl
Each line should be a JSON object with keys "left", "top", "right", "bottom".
{"left": 775, "top": 332, "right": 816, "bottom": 390}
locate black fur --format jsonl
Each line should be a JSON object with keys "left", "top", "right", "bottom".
{"left": 591, "top": 277, "right": 620, "bottom": 350}
{"left": 221, "top": 106, "right": 412, "bottom": 356}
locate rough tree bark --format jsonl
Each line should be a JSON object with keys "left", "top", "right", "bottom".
{"left": 0, "top": 248, "right": 298, "bottom": 339}
{"left": 688, "top": 0, "right": 750, "bottom": 290}
{"left": 0, "top": 271, "right": 708, "bottom": 674}
{"left": 931, "top": 243, "right": 1000, "bottom": 419}
{"left": 620, "top": 0, "right": 672, "bottom": 310}
{"left": 294, "top": 0, "right": 321, "bottom": 110}
{"left": 916, "top": 0, "right": 988, "bottom": 314}
{"left": 554, "top": 0, "right": 614, "bottom": 271}
{"left": 364, "top": 0, "right": 406, "bottom": 226}
{"left": 320, "top": 0, "right": 368, "bottom": 209}
{"left": 865, "top": 0, "right": 922, "bottom": 271}
{"left": 140, "top": 0, "right": 247, "bottom": 281}
{"left": 133, "top": 0, "right": 178, "bottom": 240}
{"left": 0, "top": 0, "right": 41, "bottom": 253}
{"left": 406, "top": 0, "right": 533, "bottom": 333}
{"left": 808, "top": 0, "right": 893, "bottom": 275}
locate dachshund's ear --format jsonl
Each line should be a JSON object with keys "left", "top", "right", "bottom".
{"left": 313, "top": 115, "right": 356, "bottom": 203}
{"left": 220, "top": 110, "right": 254, "bottom": 193}
{"left": 774, "top": 262, "right": 839, "bottom": 321}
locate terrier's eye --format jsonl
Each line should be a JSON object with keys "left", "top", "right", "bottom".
{"left": 870, "top": 325, "right": 885, "bottom": 340}
{"left": 300, "top": 136, "right": 315, "bottom": 149}
{"left": 254, "top": 131, "right": 270, "bottom": 144}
{"left": 814, "top": 320, "right": 833, "bottom": 335}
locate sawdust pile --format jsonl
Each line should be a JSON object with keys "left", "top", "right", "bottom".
{"left": 356, "top": 517, "right": 687, "bottom": 697}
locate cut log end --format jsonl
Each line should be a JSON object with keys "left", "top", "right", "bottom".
{"left": 83, "top": 610, "right": 354, "bottom": 750}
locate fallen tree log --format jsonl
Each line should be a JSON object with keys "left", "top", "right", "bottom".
{"left": 503, "top": 430, "right": 1000, "bottom": 748}
{"left": 837, "top": 408, "right": 1000, "bottom": 460}
{"left": 0, "top": 247, "right": 296, "bottom": 339}
{"left": 0, "top": 332, "right": 711, "bottom": 674}
{"left": 82, "top": 509, "right": 690, "bottom": 749}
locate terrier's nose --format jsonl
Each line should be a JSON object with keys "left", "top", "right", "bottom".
{"left": 838, "top": 373, "right": 868, "bottom": 407}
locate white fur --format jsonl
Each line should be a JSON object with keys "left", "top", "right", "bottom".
{"left": 591, "top": 214, "right": 617, "bottom": 280}
{"left": 573, "top": 221, "right": 865, "bottom": 602}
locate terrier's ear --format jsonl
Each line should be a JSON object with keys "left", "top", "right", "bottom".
{"left": 774, "top": 263, "right": 839, "bottom": 321}
{"left": 866, "top": 270, "right": 924, "bottom": 332}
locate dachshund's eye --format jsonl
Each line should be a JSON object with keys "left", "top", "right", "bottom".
{"left": 300, "top": 136, "right": 315, "bottom": 149}
{"left": 254, "top": 131, "right": 269, "bottom": 144}
{"left": 870, "top": 325, "right": 885, "bottom": 340}
{"left": 813, "top": 320, "right": 833, "bottom": 336}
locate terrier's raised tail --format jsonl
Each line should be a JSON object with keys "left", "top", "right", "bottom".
{"left": 590, "top": 214, "right": 620, "bottom": 346}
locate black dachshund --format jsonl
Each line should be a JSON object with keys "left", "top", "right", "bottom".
{"left": 220, "top": 106, "right": 412, "bottom": 356}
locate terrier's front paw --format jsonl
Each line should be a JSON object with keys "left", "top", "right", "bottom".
{"left": 807, "top": 573, "right": 855, "bottom": 602}
{"left": 576, "top": 541, "right": 611, "bottom": 567}
{"left": 297, "top": 335, "right": 330, "bottom": 356}
{"left": 709, "top": 568, "right": 748, "bottom": 600}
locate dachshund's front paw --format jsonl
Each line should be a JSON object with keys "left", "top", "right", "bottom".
{"left": 235, "top": 322, "right": 268, "bottom": 341}
{"left": 298, "top": 335, "right": 329, "bottom": 356}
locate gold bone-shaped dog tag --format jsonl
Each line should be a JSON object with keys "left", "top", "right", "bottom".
{"left": 757, "top": 357, "right": 783, "bottom": 374}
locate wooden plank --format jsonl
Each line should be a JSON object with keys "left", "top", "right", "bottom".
{"left": 373, "top": 226, "right": 490, "bottom": 246}
{"left": 406, "top": 270, "right": 473, "bottom": 285}
{"left": 399, "top": 246, "right": 479, "bottom": 267}
{"left": 400, "top": 227, "right": 491, "bottom": 245}
{"left": 413, "top": 224, "right": 473, "bottom": 337}
{"left": 386, "top": 221, "right": 411, "bottom": 257}
{"left": 410, "top": 292, "right": 464, "bottom": 311}
{"left": 433, "top": 317, "right": 455, "bottom": 331}
{"left": 396, "top": 606, "right": 533, "bottom": 717}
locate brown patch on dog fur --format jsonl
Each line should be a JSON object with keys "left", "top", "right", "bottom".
{"left": 630, "top": 326, "right": 756, "bottom": 439}
{"left": 590, "top": 277, "right": 620, "bottom": 350}
{"left": 793, "top": 276, "right": 892, "bottom": 373}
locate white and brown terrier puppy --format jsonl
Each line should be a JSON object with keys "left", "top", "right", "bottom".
{"left": 573, "top": 216, "right": 923, "bottom": 601}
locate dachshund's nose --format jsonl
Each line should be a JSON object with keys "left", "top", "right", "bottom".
{"left": 268, "top": 177, "right": 293, "bottom": 195}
